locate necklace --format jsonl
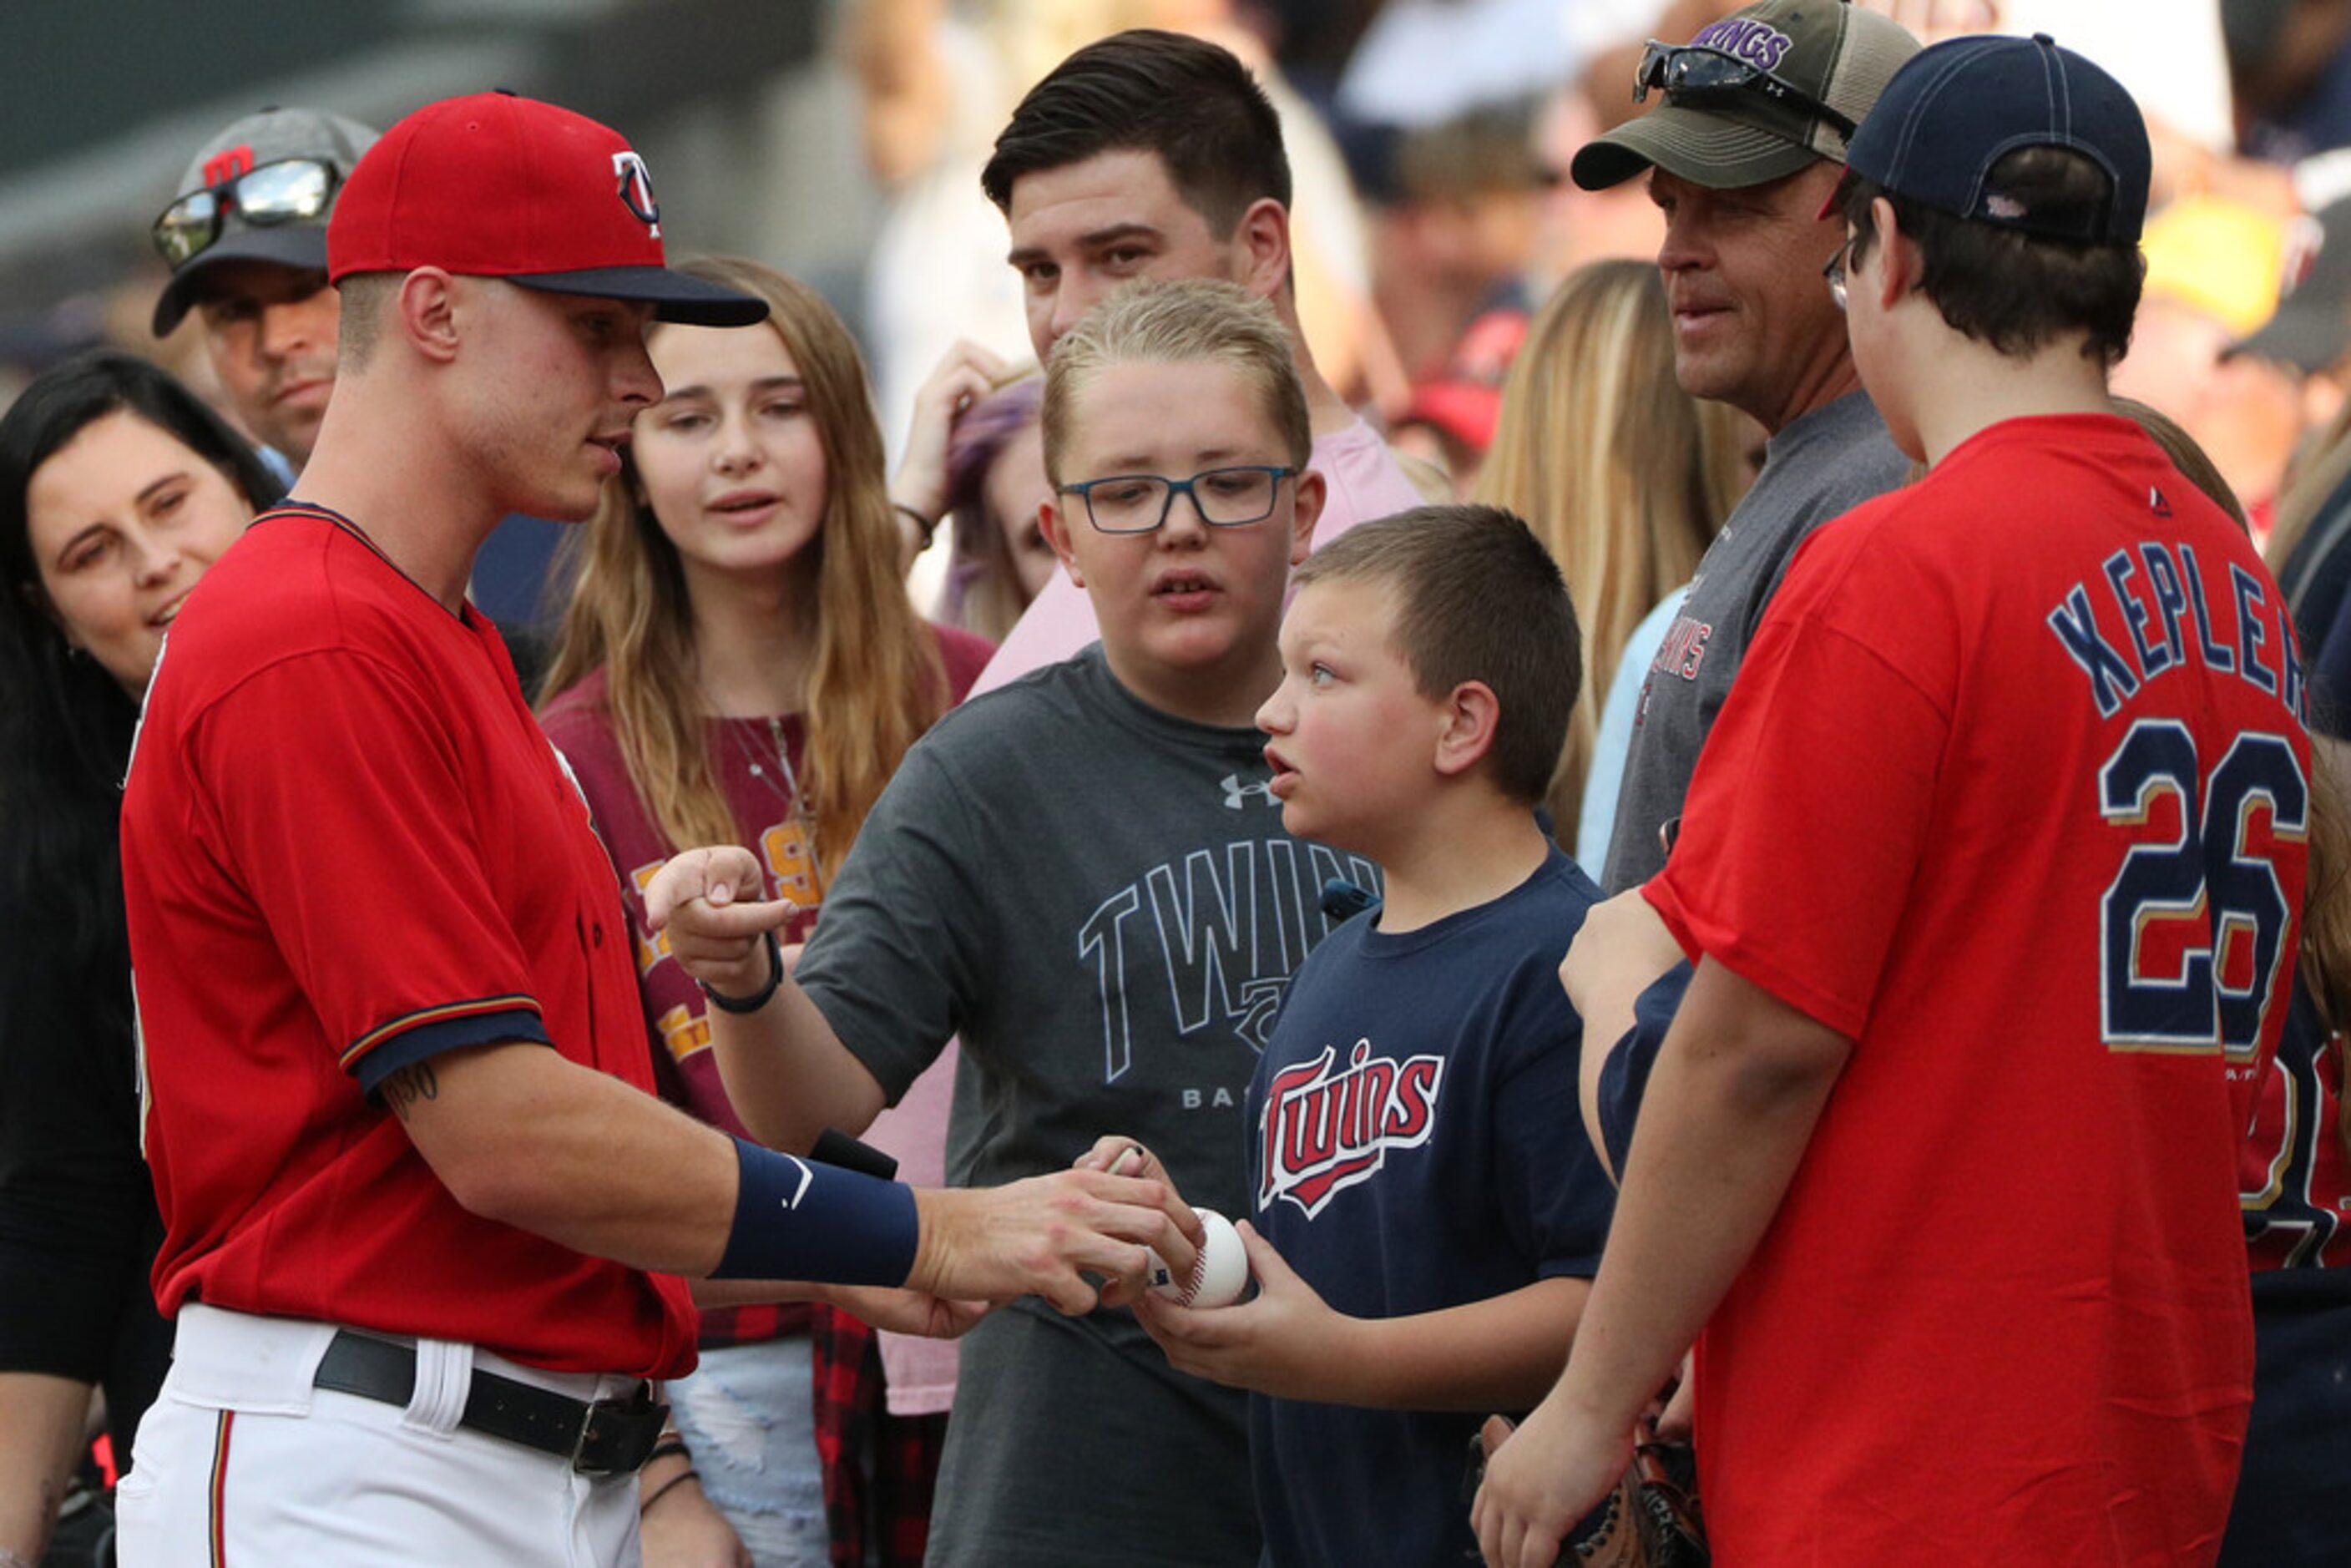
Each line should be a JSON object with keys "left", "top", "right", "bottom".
{"left": 723, "top": 712, "right": 811, "bottom": 833}
{"left": 726, "top": 712, "right": 822, "bottom": 909}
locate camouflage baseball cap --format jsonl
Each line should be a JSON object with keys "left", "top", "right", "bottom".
{"left": 1572, "top": 0, "right": 1918, "bottom": 192}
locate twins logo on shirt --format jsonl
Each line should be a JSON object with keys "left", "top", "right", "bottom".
{"left": 1257, "top": 1038, "right": 1443, "bottom": 1218}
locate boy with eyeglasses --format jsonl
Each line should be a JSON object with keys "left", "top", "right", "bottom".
{"left": 650, "top": 278, "right": 1381, "bottom": 1566}
{"left": 1474, "top": 37, "right": 2309, "bottom": 1566}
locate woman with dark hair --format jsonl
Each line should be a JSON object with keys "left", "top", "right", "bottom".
{"left": 0, "top": 350, "right": 278, "bottom": 1561}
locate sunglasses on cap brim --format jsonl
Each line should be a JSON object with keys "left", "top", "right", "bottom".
{"left": 1634, "top": 40, "right": 1858, "bottom": 144}
{"left": 152, "top": 158, "right": 341, "bottom": 269}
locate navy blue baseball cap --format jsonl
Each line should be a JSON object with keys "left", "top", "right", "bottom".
{"left": 1842, "top": 32, "right": 2150, "bottom": 245}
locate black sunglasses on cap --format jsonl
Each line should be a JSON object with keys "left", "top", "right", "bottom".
{"left": 1634, "top": 40, "right": 1858, "bottom": 142}
{"left": 151, "top": 158, "right": 341, "bottom": 269}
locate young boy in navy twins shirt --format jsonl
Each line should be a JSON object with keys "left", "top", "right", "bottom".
{"left": 1122, "top": 504, "right": 1614, "bottom": 1565}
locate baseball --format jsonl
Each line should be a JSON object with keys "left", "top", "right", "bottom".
{"left": 1146, "top": 1206, "right": 1251, "bottom": 1308}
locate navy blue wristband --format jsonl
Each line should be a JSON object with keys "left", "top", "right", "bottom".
{"left": 712, "top": 1137, "right": 920, "bottom": 1287}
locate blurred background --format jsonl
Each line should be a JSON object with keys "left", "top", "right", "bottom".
{"left": 10, "top": 0, "right": 2351, "bottom": 534}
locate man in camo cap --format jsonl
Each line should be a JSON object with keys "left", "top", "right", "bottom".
{"left": 1573, "top": 0, "right": 1919, "bottom": 896}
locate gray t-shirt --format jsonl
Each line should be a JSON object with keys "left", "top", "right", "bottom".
{"left": 796, "top": 645, "right": 1378, "bottom": 1567}
{"left": 1600, "top": 389, "right": 1910, "bottom": 893}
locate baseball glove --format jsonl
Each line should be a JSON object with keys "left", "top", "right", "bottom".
{"left": 1565, "top": 1440, "right": 1708, "bottom": 1567}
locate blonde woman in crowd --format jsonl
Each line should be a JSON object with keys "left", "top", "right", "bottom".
{"left": 1472, "top": 259, "right": 1753, "bottom": 852}
{"left": 538, "top": 256, "right": 991, "bottom": 1568}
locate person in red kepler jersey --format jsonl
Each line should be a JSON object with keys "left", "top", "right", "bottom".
{"left": 112, "top": 90, "right": 1199, "bottom": 1568}
{"left": 1473, "top": 36, "right": 2313, "bottom": 1568}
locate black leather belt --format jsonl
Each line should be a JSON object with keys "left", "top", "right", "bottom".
{"left": 313, "top": 1330, "right": 667, "bottom": 1475}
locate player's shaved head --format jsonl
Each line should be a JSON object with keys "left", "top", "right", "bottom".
{"left": 331, "top": 273, "right": 400, "bottom": 372}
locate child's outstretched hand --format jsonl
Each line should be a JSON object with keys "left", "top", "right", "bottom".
{"left": 1135, "top": 1221, "right": 1352, "bottom": 1401}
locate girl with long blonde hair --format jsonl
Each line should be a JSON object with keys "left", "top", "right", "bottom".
{"left": 539, "top": 255, "right": 991, "bottom": 1567}
{"left": 1474, "top": 260, "right": 1753, "bottom": 842}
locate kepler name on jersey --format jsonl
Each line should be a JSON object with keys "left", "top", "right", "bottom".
{"left": 2047, "top": 537, "right": 2306, "bottom": 723}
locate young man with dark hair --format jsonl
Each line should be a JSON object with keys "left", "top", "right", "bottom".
{"left": 1123, "top": 503, "right": 1611, "bottom": 1566}
{"left": 1570, "top": 0, "right": 1919, "bottom": 893}
{"left": 1474, "top": 36, "right": 2310, "bottom": 1567}
{"left": 952, "top": 27, "right": 1427, "bottom": 695}
{"left": 978, "top": 28, "right": 1291, "bottom": 233}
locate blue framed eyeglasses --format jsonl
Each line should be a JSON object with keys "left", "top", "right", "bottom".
{"left": 1058, "top": 465, "right": 1297, "bottom": 534}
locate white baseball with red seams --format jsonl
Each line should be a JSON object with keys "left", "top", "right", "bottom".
{"left": 1146, "top": 1206, "right": 1250, "bottom": 1308}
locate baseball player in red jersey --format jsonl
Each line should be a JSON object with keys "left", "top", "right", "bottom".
{"left": 1474, "top": 37, "right": 2310, "bottom": 1568}
{"left": 114, "top": 91, "right": 1200, "bottom": 1567}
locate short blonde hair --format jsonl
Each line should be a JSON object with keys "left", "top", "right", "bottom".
{"left": 1041, "top": 279, "right": 1309, "bottom": 486}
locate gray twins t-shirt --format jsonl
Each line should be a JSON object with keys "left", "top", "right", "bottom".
{"left": 795, "top": 645, "right": 1378, "bottom": 1568}
{"left": 1600, "top": 389, "right": 1910, "bottom": 893}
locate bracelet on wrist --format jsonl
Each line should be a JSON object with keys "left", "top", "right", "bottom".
{"left": 640, "top": 1467, "right": 701, "bottom": 1515}
{"left": 697, "top": 928, "right": 783, "bottom": 1014}
{"left": 892, "top": 500, "right": 940, "bottom": 547}
{"left": 645, "top": 1437, "right": 691, "bottom": 1467}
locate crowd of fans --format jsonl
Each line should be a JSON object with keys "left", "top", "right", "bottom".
{"left": 4, "top": 2, "right": 2350, "bottom": 1565}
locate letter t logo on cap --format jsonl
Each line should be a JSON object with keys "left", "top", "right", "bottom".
{"left": 611, "top": 151, "right": 661, "bottom": 238}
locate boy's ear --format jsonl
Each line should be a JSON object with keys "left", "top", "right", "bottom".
{"left": 1432, "top": 679, "right": 1502, "bottom": 780}
{"left": 1287, "top": 468, "right": 1326, "bottom": 567}
{"left": 1038, "top": 494, "right": 1086, "bottom": 589}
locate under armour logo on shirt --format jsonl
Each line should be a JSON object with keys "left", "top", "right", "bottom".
{"left": 1221, "top": 774, "right": 1277, "bottom": 809}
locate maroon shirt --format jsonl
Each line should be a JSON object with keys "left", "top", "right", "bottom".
{"left": 540, "top": 625, "right": 993, "bottom": 1345}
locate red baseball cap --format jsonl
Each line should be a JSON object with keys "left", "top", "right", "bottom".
{"left": 327, "top": 90, "right": 766, "bottom": 326}
{"left": 1398, "top": 305, "right": 1529, "bottom": 454}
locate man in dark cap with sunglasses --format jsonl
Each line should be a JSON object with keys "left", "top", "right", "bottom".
{"left": 150, "top": 107, "right": 377, "bottom": 473}
{"left": 1573, "top": 0, "right": 1919, "bottom": 896}
{"left": 113, "top": 89, "right": 1200, "bottom": 1567}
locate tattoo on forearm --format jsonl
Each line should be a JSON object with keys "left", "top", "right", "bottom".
{"left": 383, "top": 1061, "right": 440, "bottom": 1121}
